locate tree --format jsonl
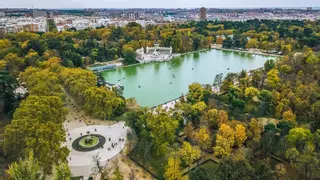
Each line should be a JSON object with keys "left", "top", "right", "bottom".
{"left": 216, "top": 36, "right": 224, "bottom": 44}
{"left": 194, "top": 127, "right": 211, "bottom": 150}
{"left": 171, "top": 35, "right": 183, "bottom": 53}
{"left": 206, "top": 109, "right": 219, "bottom": 128}
{"left": 53, "top": 163, "right": 71, "bottom": 180}
{"left": 282, "top": 110, "right": 297, "bottom": 126}
{"left": 123, "top": 46, "right": 137, "bottom": 65}
{"left": 222, "top": 37, "right": 233, "bottom": 49}
{"left": 62, "top": 51, "right": 83, "bottom": 67}
{"left": 6, "top": 152, "right": 43, "bottom": 180}
{"left": 214, "top": 124, "right": 235, "bottom": 157}
{"left": 20, "top": 67, "right": 64, "bottom": 97}
{"left": 264, "top": 59, "right": 275, "bottom": 72}
{"left": 235, "top": 124, "right": 247, "bottom": 147}
{"left": 183, "top": 121, "right": 194, "bottom": 139}
{"left": 247, "top": 118, "right": 261, "bottom": 144}
{"left": 213, "top": 73, "right": 223, "bottom": 86}
{"left": 279, "top": 64, "right": 292, "bottom": 76}
{"left": 216, "top": 157, "right": 253, "bottom": 180}
{"left": 189, "top": 162, "right": 217, "bottom": 180}
{"left": 83, "top": 86, "right": 125, "bottom": 119}
{"left": 0, "top": 61, "right": 18, "bottom": 113}
{"left": 24, "top": 50, "right": 39, "bottom": 66}
{"left": 245, "top": 87, "right": 259, "bottom": 100}
{"left": 187, "top": 83, "right": 204, "bottom": 104}
{"left": 59, "top": 67, "right": 97, "bottom": 106}
{"left": 190, "top": 101, "right": 207, "bottom": 125}
{"left": 146, "top": 108, "right": 179, "bottom": 155}
{"left": 286, "top": 128, "right": 312, "bottom": 149}
{"left": 275, "top": 163, "right": 286, "bottom": 180}
{"left": 2, "top": 53, "right": 25, "bottom": 76}
{"left": 267, "top": 69, "right": 280, "bottom": 89}
{"left": 246, "top": 38, "right": 259, "bottom": 49}
{"left": 179, "top": 142, "right": 201, "bottom": 169}
{"left": 258, "top": 90, "right": 274, "bottom": 116}
{"left": 206, "top": 109, "right": 229, "bottom": 129}
{"left": 251, "top": 70, "right": 262, "bottom": 88}
{"left": 3, "top": 96, "right": 69, "bottom": 175}
{"left": 164, "top": 157, "right": 182, "bottom": 180}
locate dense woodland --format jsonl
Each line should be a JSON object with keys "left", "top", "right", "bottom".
{"left": 0, "top": 19, "right": 320, "bottom": 179}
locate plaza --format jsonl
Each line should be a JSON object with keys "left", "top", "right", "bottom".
{"left": 63, "top": 122, "right": 129, "bottom": 178}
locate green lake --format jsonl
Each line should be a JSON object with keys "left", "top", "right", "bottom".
{"left": 102, "top": 49, "right": 276, "bottom": 107}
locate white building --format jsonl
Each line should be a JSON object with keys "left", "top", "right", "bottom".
{"left": 0, "top": 17, "right": 48, "bottom": 33}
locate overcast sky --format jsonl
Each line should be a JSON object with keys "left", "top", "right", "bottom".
{"left": 1, "top": 0, "right": 319, "bottom": 9}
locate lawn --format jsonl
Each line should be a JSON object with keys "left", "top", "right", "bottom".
{"left": 78, "top": 136, "right": 99, "bottom": 148}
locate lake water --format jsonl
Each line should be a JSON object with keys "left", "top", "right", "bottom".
{"left": 102, "top": 49, "right": 275, "bottom": 107}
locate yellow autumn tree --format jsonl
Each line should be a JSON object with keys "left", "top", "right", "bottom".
{"left": 267, "top": 69, "right": 280, "bottom": 89}
{"left": 216, "top": 36, "right": 224, "bottom": 44}
{"left": 206, "top": 109, "right": 218, "bottom": 127}
{"left": 44, "top": 57, "right": 61, "bottom": 68}
{"left": 247, "top": 118, "right": 261, "bottom": 143}
{"left": 194, "top": 127, "right": 211, "bottom": 150}
{"left": 2, "top": 53, "right": 25, "bottom": 76}
{"left": 244, "top": 87, "right": 259, "bottom": 100}
{"left": 213, "top": 124, "right": 235, "bottom": 157}
{"left": 217, "top": 110, "right": 229, "bottom": 126}
{"left": 0, "top": 39, "right": 11, "bottom": 49}
{"left": 246, "top": 38, "right": 259, "bottom": 49}
{"left": 164, "top": 157, "right": 182, "bottom": 180}
{"left": 179, "top": 142, "right": 201, "bottom": 169}
{"left": 282, "top": 110, "right": 297, "bottom": 126}
{"left": 235, "top": 124, "right": 247, "bottom": 147}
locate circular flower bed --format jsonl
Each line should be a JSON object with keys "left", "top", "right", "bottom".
{"left": 79, "top": 136, "right": 100, "bottom": 148}
{"left": 72, "top": 134, "right": 106, "bottom": 152}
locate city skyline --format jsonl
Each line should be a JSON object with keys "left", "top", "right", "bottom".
{"left": 1, "top": 0, "right": 319, "bottom": 9}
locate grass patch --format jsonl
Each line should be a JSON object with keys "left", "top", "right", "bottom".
{"left": 79, "top": 136, "right": 99, "bottom": 148}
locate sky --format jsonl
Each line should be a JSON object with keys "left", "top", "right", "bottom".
{"left": 1, "top": 0, "right": 319, "bottom": 9}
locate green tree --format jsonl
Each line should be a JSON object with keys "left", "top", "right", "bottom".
{"left": 123, "top": 46, "right": 137, "bottom": 65}
{"left": 187, "top": 83, "right": 204, "bottom": 104}
{"left": 3, "top": 96, "right": 69, "bottom": 175}
{"left": 6, "top": 152, "right": 43, "bottom": 180}
{"left": 53, "top": 163, "right": 71, "bottom": 180}
{"left": 146, "top": 108, "right": 179, "bottom": 155}
{"left": 258, "top": 90, "right": 274, "bottom": 116}
{"left": 171, "top": 35, "right": 183, "bottom": 53}
{"left": 264, "top": 59, "right": 275, "bottom": 72}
